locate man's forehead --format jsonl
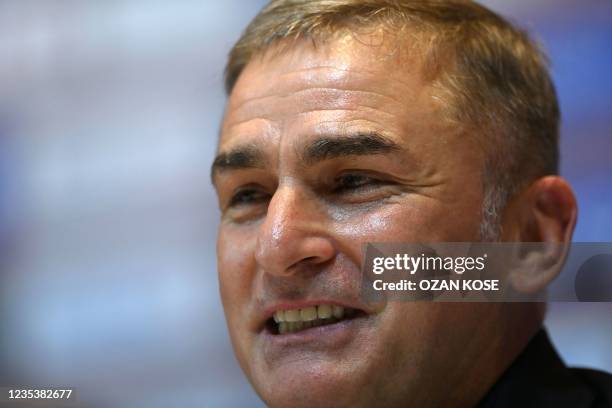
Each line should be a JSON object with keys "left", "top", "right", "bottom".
{"left": 220, "top": 36, "right": 435, "bottom": 149}
{"left": 226, "top": 33, "right": 427, "bottom": 113}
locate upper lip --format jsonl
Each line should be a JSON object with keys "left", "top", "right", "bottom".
{"left": 256, "top": 298, "right": 372, "bottom": 332}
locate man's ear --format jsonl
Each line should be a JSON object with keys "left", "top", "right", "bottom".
{"left": 503, "top": 175, "right": 578, "bottom": 243}
{"left": 502, "top": 176, "right": 578, "bottom": 293}
{"left": 524, "top": 176, "right": 577, "bottom": 242}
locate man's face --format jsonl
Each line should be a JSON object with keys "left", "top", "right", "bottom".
{"left": 214, "top": 34, "right": 501, "bottom": 407}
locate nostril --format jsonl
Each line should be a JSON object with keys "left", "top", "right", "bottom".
{"left": 286, "top": 255, "right": 332, "bottom": 274}
{"left": 255, "top": 223, "right": 336, "bottom": 276}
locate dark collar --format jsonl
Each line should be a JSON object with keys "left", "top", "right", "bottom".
{"left": 478, "top": 329, "right": 597, "bottom": 408}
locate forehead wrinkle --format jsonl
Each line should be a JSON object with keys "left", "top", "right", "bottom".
{"left": 228, "top": 65, "right": 352, "bottom": 114}
{"left": 230, "top": 85, "right": 402, "bottom": 117}
{"left": 222, "top": 115, "right": 274, "bottom": 137}
{"left": 220, "top": 116, "right": 277, "bottom": 150}
{"left": 294, "top": 106, "right": 396, "bottom": 121}
{"left": 274, "top": 65, "right": 420, "bottom": 92}
{"left": 229, "top": 87, "right": 404, "bottom": 130}
{"left": 306, "top": 117, "right": 398, "bottom": 136}
{"left": 274, "top": 64, "right": 353, "bottom": 81}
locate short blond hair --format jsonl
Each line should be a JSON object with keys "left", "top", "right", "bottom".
{"left": 225, "top": 0, "right": 560, "bottom": 239}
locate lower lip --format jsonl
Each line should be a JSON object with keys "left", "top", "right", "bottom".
{"left": 260, "top": 314, "right": 371, "bottom": 352}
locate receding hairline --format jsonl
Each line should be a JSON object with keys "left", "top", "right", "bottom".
{"left": 229, "top": 27, "right": 449, "bottom": 99}
{"left": 224, "top": 0, "right": 513, "bottom": 94}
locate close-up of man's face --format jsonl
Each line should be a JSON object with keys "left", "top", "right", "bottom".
{"left": 2, "top": 1, "right": 612, "bottom": 406}
{"left": 213, "top": 32, "right": 521, "bottom": 407}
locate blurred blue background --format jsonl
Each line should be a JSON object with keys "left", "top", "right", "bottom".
{"left": 0, "top": 1, "right": 610, "bottom": 406}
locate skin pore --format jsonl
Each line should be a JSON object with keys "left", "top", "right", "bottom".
{"left": 213, "top": 31, "right": 574, "bottom": 408}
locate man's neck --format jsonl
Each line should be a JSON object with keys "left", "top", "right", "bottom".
{"left": 442, "top": 306, "right": 542, "bottom": 408}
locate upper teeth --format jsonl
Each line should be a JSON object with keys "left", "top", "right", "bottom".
{"left": 273, "top": 304, "right": 346, "bottom": 323}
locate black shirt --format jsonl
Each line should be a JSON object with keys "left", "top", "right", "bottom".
{"left": 479, "top": 330, "right": 612, "bottom": 407}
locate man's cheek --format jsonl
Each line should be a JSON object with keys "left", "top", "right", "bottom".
{"left": 334, "top": 206, "right": 432, "bottom": 242}
{"left": 218, "top": 260, "right": 252, "bottom": 362}
{"left": 217, "top": 232, "right": 257, "bottom": 314}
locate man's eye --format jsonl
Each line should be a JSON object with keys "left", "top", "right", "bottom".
{"left": 228, "top": 188, "right": 270, "bottom": 207}
{"left": 334, "top": 173, "right": 381, "bottom": 193}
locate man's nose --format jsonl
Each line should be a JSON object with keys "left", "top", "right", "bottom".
{"left": 254, "top": 186, "right": 335, "bottom": 277}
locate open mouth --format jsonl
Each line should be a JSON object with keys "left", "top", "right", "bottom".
{"left": 266, "top": 304, "right": 365, "bottom": 335}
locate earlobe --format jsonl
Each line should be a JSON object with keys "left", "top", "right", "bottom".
{"left": 509, "top": 241, "right": 566, "bottom": 294}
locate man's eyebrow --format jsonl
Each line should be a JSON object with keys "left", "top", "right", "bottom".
{"left": 302, "top": 132, "right": 401, "bottom": 165}
{"left": 211, "top": 145, "right": 264, "bottom": 182}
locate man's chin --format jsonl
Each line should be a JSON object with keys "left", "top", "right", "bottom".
{"left": 252, "top": 361, "right": 364, "bottom": 408}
